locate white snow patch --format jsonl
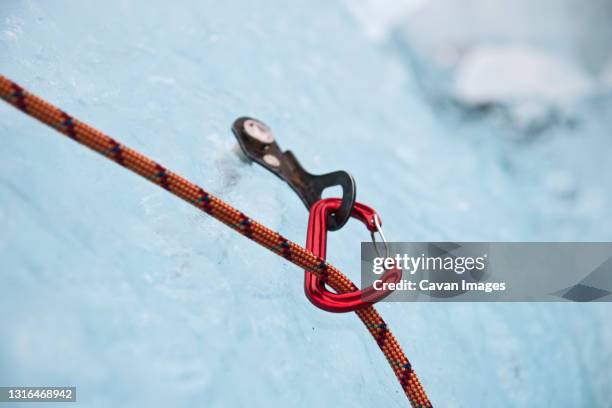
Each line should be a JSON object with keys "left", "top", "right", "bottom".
{"left": 454, "top": 44, "right": 593, "bottom": 107}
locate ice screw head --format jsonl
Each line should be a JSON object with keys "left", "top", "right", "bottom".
{"left": 244, "top": 119, "right": 274, "bottom": 144}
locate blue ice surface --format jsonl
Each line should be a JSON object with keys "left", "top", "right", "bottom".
{"left": 1, "top": 1, "right": 611, "bottom": 407}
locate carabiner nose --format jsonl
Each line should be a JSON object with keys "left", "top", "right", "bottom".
{"left": 304, "top": 198, "right": 401, "bottom": 313}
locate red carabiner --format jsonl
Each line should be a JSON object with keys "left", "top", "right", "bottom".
{"left": 304, "top": 198, "right": 401, "bottom": 313}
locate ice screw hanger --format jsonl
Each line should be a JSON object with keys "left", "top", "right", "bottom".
{"left": 232, "top": 117, "right": 356, "bottom": 231}
{"left": 232, "top": 118, "right": 400, "bottom": 313}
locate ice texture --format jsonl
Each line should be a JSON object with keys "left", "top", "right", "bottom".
{"left": 1, "top": 1, "right": 611, "bottom": 407}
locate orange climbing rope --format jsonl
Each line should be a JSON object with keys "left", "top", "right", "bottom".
{"left": 0, "top": 75, "right": 432, "bottom": 407}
